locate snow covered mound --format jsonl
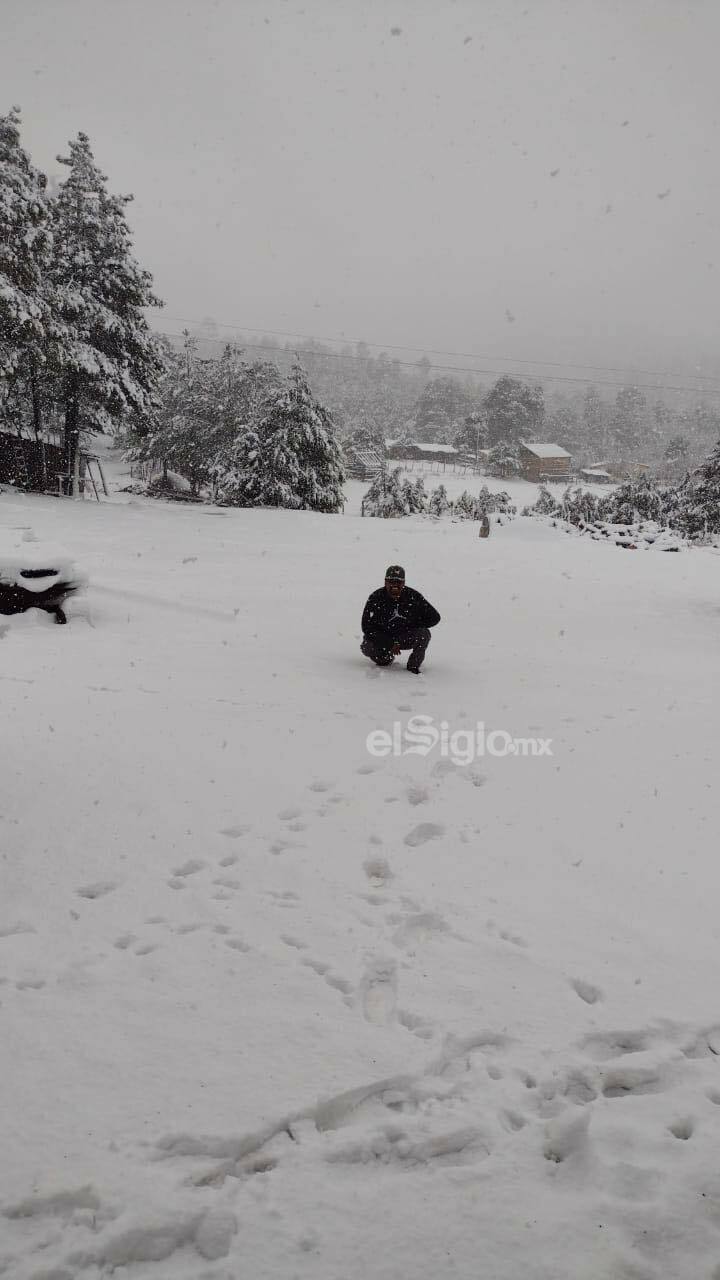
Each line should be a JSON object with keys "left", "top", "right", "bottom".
{"left": 0, "top": 530, "right": 86, "bottom": 592}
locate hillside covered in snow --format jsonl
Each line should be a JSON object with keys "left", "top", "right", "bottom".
{"left": 2, "top": 469, "right": 720, "bottom": 1280}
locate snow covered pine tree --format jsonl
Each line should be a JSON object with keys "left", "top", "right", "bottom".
{"left": 0, "top": 107, "right": 55, "bottom": 436}
{"left": 49, "top": 132, "right": 165, "bottom": 487}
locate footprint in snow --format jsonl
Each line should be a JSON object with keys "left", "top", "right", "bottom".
{"left": 278, "top": 807, "right": 303, "bottom": 821}
{"left": 0, "top": 921, "right": 36, "bottom": 938}
{"left": 114, "top": 933, "right": 136, "bottom": 950}
{"left": 281, "top": 934, "right": 307, "bottom": 950}
{"left": 167, "top": 877, "right": 187, "bottom": 890}
{"left": 308, "top": 780, "right": 332, "bottom": 793}
{"left": 213, "top": 875, "right": 241, "bottom": 889}
{"left": 219, "top": 824, "right": 251, "bottom": 839}
{"left": 570, "top": 978, "right": 603, "bottom": 1005}
{"left": 76, "top": 880, "right": 118, "bottom": 900}
{"left": 360, "top": 959, "right": 398, "bottom": 1025}
{"left": 134, "top": 942, "right": 159, "bottom": 956}
{"left": 404, "top": 822, "right": 444, "bottom": 847}
{"left": 499, "top": 929, "right": 527, "bottom": 948}
{"left": 171, "top": 859, "right": 206, "bottom": 878}
{"left": 406, "top": 785, "right": 429, "bottom": 806}
{"left": 226, "top": 937, "right": 250, "bottom": 953}
{"left": 218, "top": 853, "right": 239, "bottom": 867}
{"left": 15, "top": 977, "right": 45, "bottom": 990}
{"left": 363, "top": 855, "right": 393, "bottom": 886}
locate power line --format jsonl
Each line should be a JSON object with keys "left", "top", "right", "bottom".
{"left": 158, "top": 312, "right": 720, "bottom": 388}
{"left": 155, "top": 329, "right": 720, "bottom": 400}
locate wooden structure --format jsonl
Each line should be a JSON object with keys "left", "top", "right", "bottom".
{"left": 519, "top": 441, "right": 571, "bottom": 483}
{"left": 0, "top": 432, "right": 108, "bottom": 499}
{"left": 344, "top": 445, "right": 384, "bottom": 480}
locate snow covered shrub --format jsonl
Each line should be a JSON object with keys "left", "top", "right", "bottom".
{"left": 453, "top": 490, "right": 479, "bottom": 520}
{"left": 361, "top": 466, "right": 410, "bottom": 517}
{"left": 672, "top": 439, "right": 720, "bottom": 539}
{"left": 560, "top": 486, "right": 601, "bottom": 527}
{"left": 428, "top": 483, "right": 452, "bottom": 516}
{"left": 402, "top": 475, "right": 428, "bottom": 514}
{"left": 533, "top": 486, "right": 560, "bottom": 516}
{"left": 598, "top": 478, "right": 672, "bottom": 526}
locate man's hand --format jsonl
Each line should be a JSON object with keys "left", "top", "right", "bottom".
{"left": 391, "top": 643, "right": 401, "bottom": 656}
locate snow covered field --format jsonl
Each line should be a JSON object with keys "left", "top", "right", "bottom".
{"left": 2, "top": 461, "right": 720, "bottom": 1280}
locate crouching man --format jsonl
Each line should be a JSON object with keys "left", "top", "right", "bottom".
{"left": 361, "top": 565, "right": 441, "bottom": 674}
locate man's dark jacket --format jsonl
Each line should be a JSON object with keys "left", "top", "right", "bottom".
{"left": 362, "top": 587, "right": 441, "bottom": 638}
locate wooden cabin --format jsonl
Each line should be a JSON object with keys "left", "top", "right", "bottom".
{"left": 519, "top": 441, "right": 571, "bottom": 483}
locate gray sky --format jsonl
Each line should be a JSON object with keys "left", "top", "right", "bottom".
{"left": 3, "top": 0, "right": 720, "bottom": 381}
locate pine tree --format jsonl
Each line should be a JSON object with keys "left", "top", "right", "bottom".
{"left": 401, "top": 475, "right": 427, "bottom": 514}
{"left": 673, "top": 439, "right": 720, "bottom": 538}
{"left": 484, "top": 376, "right": 544, "bottom": 447}
{"left": 0, "top": 106, "right": 55, "bottom": 435}
{"left": 428, "top": 483, "right": 451, "bottom": 516}
{"left": 50, "top": 132, "right": 165, "bottom": 482}
{"left": 533, "top": 485, "right": 559, "bottom": 516}
{"left": 488, "top": 440, "right": 520, "bottom": 477}
{"left": 217, "top": 362, "right": 345, "bottom": 512}
{"left": 361, "top": 465, "right": 409, "bottom": 517}
{"left": 453, "top": 490, "right": 478, "bottom": 520}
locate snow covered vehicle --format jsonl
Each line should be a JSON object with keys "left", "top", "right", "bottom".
{"left": 0, "top": 535, "right": 86, "bottom": 624}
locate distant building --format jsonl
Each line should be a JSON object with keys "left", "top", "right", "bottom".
{"left": 579, "top": 467, "right": 612, "bottom": 485}
{"left": 519, "top": 442, "right": 571, "bottom": 483}
{"left": 387, "top": 440, "right": 460, "bottom": 465}
{"left": 344, "top": 443, "right": 384, "bottom": 480}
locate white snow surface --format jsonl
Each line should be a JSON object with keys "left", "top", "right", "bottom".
{"left": 2, "top": 458, "right": 720, "bottom": 1280}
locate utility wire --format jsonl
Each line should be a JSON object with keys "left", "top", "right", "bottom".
{"left": 154, "top": 329, "right": 720, "bottom": 400}
{"left": 158, "top": 312, "right": 720, "bottom": 388}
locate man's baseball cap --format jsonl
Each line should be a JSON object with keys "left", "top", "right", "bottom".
{"left": 385, "top": 565, "right": 405, "bottom": 581}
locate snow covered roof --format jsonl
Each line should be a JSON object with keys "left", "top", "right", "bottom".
{"left": 520, "top": 442, "right": 571, "bottom": 459}
{"left": 581, "top": 468, "right": 612, "bottom": 479}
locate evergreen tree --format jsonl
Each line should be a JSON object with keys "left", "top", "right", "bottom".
{"left": 428, "top": 483, "right": 451, "bottom": 516}
{"left": 361, "top": 465, "right": 409, "bottom": 517}
{"left": 599, "top": 477, "right": 670, "bottom": 525}
{"left": 413, "top": 376, "right": 478, "bottom": 441}
{"left": 488, "top": 440, "right": 520, "bottom": 477}
{"left": 609, "top": 385, "right": 648, "bottom": 457}
{"left": 49, "top": 132, "right": 165, "bottom": 481}
{"left": 453, "top": 490, "right": 479, "bottom": 520}
{"left": 664, "top": 434, "right": 690, "bottom": 464}
{"left": 533, "top": 485, "right": 560, "bottom": 516}
{"left": 401, "top": 474, "right": 427, "bottom": 514}
{"left": 582, "top": 385, "right": 607, "bottom": 458}
{"left": 484, "top": 376, "right": 544, "bottom": 446}
{"left": 673, "top": 439, "right": 720, "bottom": 538}
{"left": 0, "top": 106, "right": 55, "bottom": 436}
{"left": 218, "top": 362, "right": 344, "bottom": 512}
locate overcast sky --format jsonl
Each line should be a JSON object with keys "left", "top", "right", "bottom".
{"left": 3, "top": 0, "right": 720, "bottom": 384}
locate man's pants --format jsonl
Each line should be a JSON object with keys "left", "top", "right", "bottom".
{"left": 361, "top": 628, "right": 431, "bottom": 669}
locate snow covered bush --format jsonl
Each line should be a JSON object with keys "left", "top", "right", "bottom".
{"left": 361, "top": 466, "right": 409, "bottom": 517}
{"left": 402, "top": 475, "right": 428, "bottom": 514}
{"left": 559, "top": 486, "right": 601, "bottom": 527}
{"left": 428, "top": 483, "right": 452, "bottom": 516}
{"left": 672, "top": 439, "right": 720, "bottom": 539}
{"left": 598, "top": 477, "right": 673, "bottom": 526}
{"left": 452, "top": 490, "right": 479, "bottom": 520}
{"left": 533, "top": 486, "right": 561, "bottom": 516}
